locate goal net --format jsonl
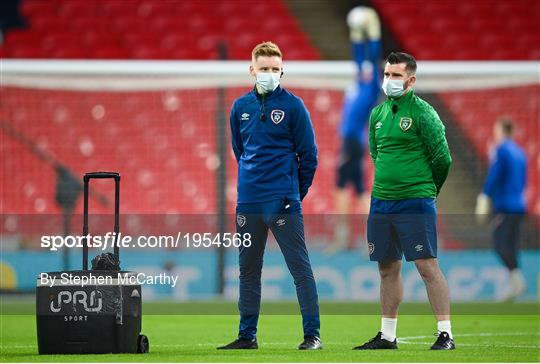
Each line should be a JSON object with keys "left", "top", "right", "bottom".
{"left": 1, "top": 60, "right": 539, "bottom": 247}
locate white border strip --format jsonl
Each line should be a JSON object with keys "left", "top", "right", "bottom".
{"left": 2, "top": 60, "right": 539, "bottom": 77}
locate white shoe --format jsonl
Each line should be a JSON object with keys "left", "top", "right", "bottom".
{"left": 501, "top": 269, "right": 526, "bottom": 301}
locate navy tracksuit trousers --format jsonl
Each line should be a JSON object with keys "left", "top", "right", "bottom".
{"left": 235, "top": 198, "right": 320, "bottom": 340}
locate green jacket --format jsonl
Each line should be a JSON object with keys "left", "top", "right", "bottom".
{"left": 369, "top": 89, "right": 452, "bottom": 200}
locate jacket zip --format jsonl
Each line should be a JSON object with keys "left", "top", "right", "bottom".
{"left": 259, "top": 94, "right": 266, "bottom": 122}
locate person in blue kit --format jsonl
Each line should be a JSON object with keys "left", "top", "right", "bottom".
{"left": 475, "top": 117, "right": 528, "bottom": 301}
{"left": 217, "top": 41, "right": 321, "bottom": 350}
{"left": 332, "top": 6, "right": 381, "bottom": 252}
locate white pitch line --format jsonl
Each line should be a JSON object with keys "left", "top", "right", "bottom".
{"left": 399, "top": 332, "right": 537, "bottom": 340}
{"left": 3, "top": 333, "right": 539, "bottom": 351}
{"left": 398, "top": 341, "right": 539, "bottom": 349}
{"left": 398, "top": 332, "right": 540, "bottom": 349}
{"left": 154, "top": 342, "right": 300, "bottom": 347}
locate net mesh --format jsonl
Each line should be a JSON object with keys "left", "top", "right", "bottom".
{"left": 1, "top": 61, "right": 539, "bottom": 248}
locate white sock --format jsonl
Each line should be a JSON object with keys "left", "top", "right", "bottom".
{"left": 381, "top": 318, "right": 397, "bottom": 342}
{"left": 437, "top": 320, "right": 453, "bottom": 339}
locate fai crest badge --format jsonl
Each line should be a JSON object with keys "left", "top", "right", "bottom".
{"left": 237, "top": 214, "right": 246, "bottom": 227}
{"left": 270, "top": 109, "right": 285, "bottom": 124}
{"left": 399, "top": 117, "right": 413, "bottom": 131}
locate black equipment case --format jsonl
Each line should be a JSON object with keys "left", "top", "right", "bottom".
{"left": 36, "top": 172, "right": 149, "bottom": 354}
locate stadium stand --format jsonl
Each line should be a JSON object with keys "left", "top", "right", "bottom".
{"left": 1, "top": 88, "right": 219, "bottom": 214}
{"left": 370, "top": 0, "right": 539, "bottom": 214}
{"left": 0, "top": 86, "right": 345, "bottom": 215}
{"left": 372, "top": 0, "right": 540, "bottom": 60}
{"left": 438, "top": 85, "right": 540, "bottom": 213}
{"left": 0, "top": 0, "right": 321, "bottom": 60}
{"left": 1, "top": 0, "right": 538, "bottom": 244}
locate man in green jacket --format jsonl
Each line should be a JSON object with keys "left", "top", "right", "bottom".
{"left": 353, "top": 52, "right": 455, "bottom": 351}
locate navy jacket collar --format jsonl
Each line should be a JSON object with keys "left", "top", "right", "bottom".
{"left": 252, "top": 85, "right": 283, "bottom": 101}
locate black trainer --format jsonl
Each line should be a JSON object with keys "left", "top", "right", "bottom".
{"left": 217, "top": 338, "right": 258, "bottom": 350}
{"left": 298, "top": 336, "right": 323, "bottom": 350}
{"left": 353, "top": 332, "right": 397, "bottom": 350}
{"left": 430, "top": 331, "right": 455, "bottom": 350}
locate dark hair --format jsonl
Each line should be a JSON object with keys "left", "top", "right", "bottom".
{"left": 497, "top": 117, "right": 514, "bottom": 136}
{"left": 385, "top": 52, "right": 417, "bottom": 75}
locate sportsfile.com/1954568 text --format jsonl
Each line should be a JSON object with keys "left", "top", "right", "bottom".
{"left": 40, "top": 232, "right": 252, "bottom": 251}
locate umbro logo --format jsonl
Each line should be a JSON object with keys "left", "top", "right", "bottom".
{"left": 241, "top": 113, "right": 250, "bottom": 121}
{"left": 415, "top": 244, "right": 423, "bottom": 252}
{"left": 375, "top": 121, "right": 383, "bottom": 129}
{"left": 276, "top": 218, "right": 286, "bottom": 226}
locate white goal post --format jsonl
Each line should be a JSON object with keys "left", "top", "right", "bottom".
{"left": 2, "top": 60, "right": 539, "bottom": 91}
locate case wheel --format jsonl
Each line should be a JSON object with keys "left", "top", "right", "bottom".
{"left": 137, "top": 334, "right": 149, "bottom": 353}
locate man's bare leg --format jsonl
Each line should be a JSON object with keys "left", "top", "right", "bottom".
{"left": 414, "top": 258, "right": 450, "bottom": 320}
{"left": 415, "top": 257, "right": 455, "bottom": 349}
{"left": 379, "top": 260, "right": 402, "bottom": 342}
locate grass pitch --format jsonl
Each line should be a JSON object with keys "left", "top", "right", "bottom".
{"left": 1, "top": 301, "right": 539, "bottom": 362}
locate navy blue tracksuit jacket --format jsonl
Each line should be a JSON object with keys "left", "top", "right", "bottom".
{"left": 230, "top": 85, "right": 320, "bottom": 340}
{"left": 230, "top": 85, "right": 318, "bottom": 202}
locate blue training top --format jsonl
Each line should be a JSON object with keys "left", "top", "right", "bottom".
{"left": 340, "top": 81, "right": 380, "bottom": 143}
{"left": 483, "top": 139, "right": 527, "bottom": 213}
{"left": 340, "top": 39, "right": 381, "bottom": 144}
{"left": 230, "top": 85, "right": 318, "bottom": 204}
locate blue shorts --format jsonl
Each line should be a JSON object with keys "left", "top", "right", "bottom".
{"left": 367, "top": 197, "right": 437, "bottom": 262}
{"left": 336, "top": 137, "right": 364, "bottom": 194}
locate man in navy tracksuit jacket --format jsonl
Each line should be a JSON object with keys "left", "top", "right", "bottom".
{"left": 476, "top": 118, "right": 528, "bottom": 300}
{"left": 217, "top": 42, "right": 321, "bottom": 350}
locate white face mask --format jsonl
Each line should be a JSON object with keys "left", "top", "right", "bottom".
{"left": 256, "top": 72, "right": 280, "bottom": 93}
{"left": 382, "top": 78, "right": 406, "bottom": 98}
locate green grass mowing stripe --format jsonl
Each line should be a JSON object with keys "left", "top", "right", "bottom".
{"left": 2, "top": 300, "right": 539, "bottom": 315}
{"left": 1, "top": 312, "right": 539, "bottom": 362}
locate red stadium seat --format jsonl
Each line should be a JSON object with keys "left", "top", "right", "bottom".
{"left": 112, "top": 17, "right": 149, "bottom": 33}
{"left": 372, "top": 0, "right": 539, "bottom": 60}
{"left": 29, "top": 17, "right": 69, "bottom": 33}
{"left": 284, "top": 47, "right": 320, "bottom": 60}
{"left": 438, "top": 84, "right": 540, "bottom": 213}
{"left": 137, "top": 0, "right": 175, "bottom": 18}
{"left": 70, "top": 17, "right": 110, "bottom": 32}
{"left": 148, "top": 17, "right": 184, "bottom": 33}
{"left": 50, "top": 46, "right": 89, "bottom": 59}
{"left": 91, "top": 46, "right": 131, "bottom": 59}
{"left": 57, "top": 1, "right": 99, "bottom": 18}
{"left": 159, "top": 33, "right": 198, "bottom": 51}
{"left": 169, "top": 47, "right": 219, "bottom": 60}
{"left": 82, "top": 30, "right": 122, "bottom": 48}
{"left": 13, "top": 0, "right": 320, "bottom": 60}
{"left": 101, "top": 0, "right": 142, "bottom": 17}
{"left": 41, "top": 32, "right": 82, "bottom": 51}
{"left": 196, "top": 35, "right": 222, "bottom": 52}
{"left": 5, "top": 46, "right": 44, "bottom": 58}
{"left": 122, "top": 32, "right": 160, "bottom": 48}
{"left": 3, "top": 30, "right": 42, "bottom": 47}
{"left": 20, "top": 0, "right": 57, "bottom": 19}
{"left": 130, "top": 44, "right": 167, "bottom": 59}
